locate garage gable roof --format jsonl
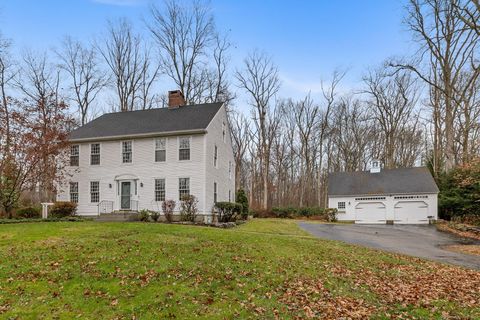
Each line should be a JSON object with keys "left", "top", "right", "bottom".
{"left": 69, "top": 102, "right": 223, "bottom": 141}
{"left": 328, "top": 167, "right": 439, "bottom": 196}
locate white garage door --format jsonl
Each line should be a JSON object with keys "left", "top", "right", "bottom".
{"left": 394, "top": 201, "right": 429, "bottom": 224}
{"left": 355, "top": 202, "right": 386, "bottom": 224}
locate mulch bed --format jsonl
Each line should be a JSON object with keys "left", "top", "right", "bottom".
{"left": 437, "top": 222, "right": 480, "bottom": 241}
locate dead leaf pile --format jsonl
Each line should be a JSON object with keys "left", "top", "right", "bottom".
{"left": 444, "top": 244, "right": 480, "bottom": 256}
{"left": 437, "top": 223, "right": 480, "bottom": 241}
{"left": 277, "top": 278, "right": 377, "bottom": 319}
{"left": 331, "top": 263, "right": 480, "bottom": 308}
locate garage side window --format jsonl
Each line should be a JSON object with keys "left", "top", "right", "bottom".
{"left": 338, "top": 201, "right": 346, "bottom": 210}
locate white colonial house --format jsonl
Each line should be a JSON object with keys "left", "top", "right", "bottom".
{"left": 57, "top": 91, "right": 235, "bottom": 219}
{"left": 328, "top": 162, "right": 439, "bottom": 224}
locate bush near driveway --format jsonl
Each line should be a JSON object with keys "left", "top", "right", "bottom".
{"left": 255, "top": 207, "right": 338, "bottom": 221}
{"left": 438, "top": 157, "right": 480, "bottom": 221}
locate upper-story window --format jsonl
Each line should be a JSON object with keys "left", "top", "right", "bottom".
{"left": 155, "top": 138, "right": 166, "bottom": 162}
{"left": 70, "top": 145, "right": 79, "bottom": 166}
{"left": 122, "top": 141, "right": 132, "bottom": 163}
{"left": 214, "top": 145, "right": 218, "bottom": 167}
{"left": 90, "top": 143, "right": 100, "bottom": 165}
{"left": 69, "top": 182, "right": 78, "bottom": 203}
{"left": 222, "top": 122, "right": 226, "bottom": 143}
{"left": 229, "top": 161, "right": 232, "bottom": 179}
{"left": 179, "top": 137, "right": 190, "bottom": 161}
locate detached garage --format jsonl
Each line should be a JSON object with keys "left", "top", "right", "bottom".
{"left": 328, "top": 163, "right": 439, "bottom": 224}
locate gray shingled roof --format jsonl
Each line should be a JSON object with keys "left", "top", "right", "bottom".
{"left": 328, "top": 167, "right": 439, "bottom": 196}
{"left": 69, "top": 102, "right": 223, "bottom": 141}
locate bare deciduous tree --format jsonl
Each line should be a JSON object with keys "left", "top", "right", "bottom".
{"left": 455, "top": 0, "right": 480, "bottom": 35}
{"left": 148, "top": 0, "right": 232, "bottom": 104}
{"left": 391, "top": 0, "right": 480, "bottom": 171}
{"left": 229, "top": 109, "right": 251, "bottom": 190}
{"left": 98, "top": 18, "right": 160, "bottom": 112}
{"left": 56, "top": 36, "right": 108, "bottom": 125}
{"left": 235, "top": 51, "right": 281, "bottom": 210}
{"left": 363, "top": 67, "right": 419, "bottom": 168}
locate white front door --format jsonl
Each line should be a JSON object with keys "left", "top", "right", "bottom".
{"left": 120, "top": 181, "right": 131, "bottom": 210}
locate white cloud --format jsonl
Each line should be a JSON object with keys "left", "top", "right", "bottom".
{"left": 279, "top": 73, "right": 324, "bottom": 95}
{"left": 279, "top": 72, "right": 356, "bottom": 99}
{"left": 91, "top": 0, "right": 146, "bottom": 6}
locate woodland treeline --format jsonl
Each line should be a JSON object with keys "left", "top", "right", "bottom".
{"left": 0, "top": 0, "right": 479, "bottom": 214}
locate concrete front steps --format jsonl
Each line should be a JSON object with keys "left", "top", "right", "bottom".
{"left": 96, "top": 211, "right": 139, "bottom": 222}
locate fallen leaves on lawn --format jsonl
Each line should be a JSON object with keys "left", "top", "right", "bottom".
{"left": 277, "top": 278, "right": 376, "bottom": 319}
{"left": 275, "top": 261, "right": 480, "bottom": 319}
{"left": 0, "top": 304, "right": 9, "bottom": 314}
{"left": 331, "top": 262, "right": 480, "bottom": 309}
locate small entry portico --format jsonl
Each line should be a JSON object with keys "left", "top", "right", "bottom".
{"left": 115, "top": 174, "right": 139, "bottom": 211}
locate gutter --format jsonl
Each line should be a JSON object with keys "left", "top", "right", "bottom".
{"left": 328, "top": 191, "right": 439, "bottom": 197}
{"left": 69, "top": 128, "right": 208, "bottom": 143}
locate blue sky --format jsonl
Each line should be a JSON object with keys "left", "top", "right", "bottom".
{"left": 0, "top": 0, "right": 415, "bottom": 106}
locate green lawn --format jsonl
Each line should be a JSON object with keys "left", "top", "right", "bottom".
{"left": 0, "top": 219, "right": 479, "bottom": 319}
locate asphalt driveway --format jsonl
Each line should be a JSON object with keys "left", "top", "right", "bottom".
{"left": 298, "top": 222, "right": 480, "bottom": 270}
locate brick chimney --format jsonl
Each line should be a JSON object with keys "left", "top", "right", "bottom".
{"left": 168, "top": 90, "right": 186, "bottom": 109}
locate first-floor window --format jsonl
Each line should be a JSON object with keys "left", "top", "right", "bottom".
{"left": 122, "top": 141, "right": 132, "bottom": 163}
{"left": 214, "top": 182, "right": 217, "bottom": 203}
{"left": 155, "top": 179, "right": 165, "bottom": 202}
{"left": 90, "top": 181, "right": 100, "bottom": 203}
{"left": 70, "top": 182, "right": 78, "bottom": 203}
{"left": 229, "top": 190, "right": 231, "bottom": 202}
{"left": 338, "top": 201, "right": 346, "bottom": 210}
{"left": 179, "top": 178, "right": 190, "bottom": 200}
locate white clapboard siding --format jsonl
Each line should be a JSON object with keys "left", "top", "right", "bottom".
{"left": 57, "top": 104, "right": 235, "bottom": 216}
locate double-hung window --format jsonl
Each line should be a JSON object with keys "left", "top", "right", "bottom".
{"left": 179, "top": 137, "right": 190, "bottom": 160}
{"left": 122, "top": 141, "right": 132, "bottom": 163}
{"left": 70, "top": 145, "right": 79, "bottom": 166}
{"left": 90, "top": 143, "right": 100, "bottom": 165}
{"left": 69, "top": 182, "right": 78, "bottom": 203}
{"left": 214, "top": 145, "right": 218, "bottom": 167}
{"left": 229, "top": 161, "right": 232, "bottom": 179}
{"left": 338, "top": 201, "right": 346, "bottom": 210}
{"left": 154, "top": 179, "right": 165, "bottom": 202}
{"left": 214, "top": 182, "right": 217, "bottom": 203}
{"left": 155, "top": 138, "right": 166, "bottom": 162}
{"left": 179, "top": 178, "right": 190, "bottom": 200}
{"left": 90, "top": 181, "right": 100, "bottom": 203}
